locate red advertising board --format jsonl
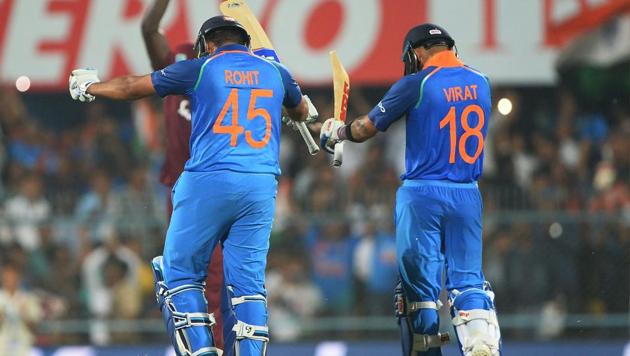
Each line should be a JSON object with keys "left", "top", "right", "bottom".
{"left": 0, "top": 0, "right": 426, "bottom": 90}
{"left": 0, "top": 0, "right": 626, "bottom": 90}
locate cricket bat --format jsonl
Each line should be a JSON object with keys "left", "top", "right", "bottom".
{"left": 329, "top": 50, "right": 350, "bottom": 167}
{"left": 220, "top": 0, "right": 319, "bottom": 155}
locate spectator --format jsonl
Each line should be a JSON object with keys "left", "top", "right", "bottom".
{"left": 112, "top": 166, "right": 164, "bottom": 258}
{"left": 306, "top": 221, "right": 356, "bottom": 315}
{"left": 75, "top": 171, "right": 116, "bottom": 251}
{"left": 0, "top": 263, "right": 42, "bottom": 355}
{"left": 267, "top": 256, "right": 322, "bottom": 341}
{"left": 81, "top": 235, "right": 141, "bottom": 345}
{"left": 4, "top": 173, "right": 51, "bottom": 251}
{"left": 353, "top": 221, "right": 397, "bottom": 315}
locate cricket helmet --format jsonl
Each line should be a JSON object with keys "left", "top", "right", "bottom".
{"left": 194, "top": 15, "right": 251, "bottom": 58}
{"left": 401, "top": 23, "right": 455, "bottom": 75}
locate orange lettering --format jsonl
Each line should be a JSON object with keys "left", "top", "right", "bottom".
{"left": 225, "top": 70, "right": 261, "bottom": 86}
{"left": 470, "top": 84, "right": 478, "bottom": 99}
{"left": 225, "top": 70, "right": 233, "bottom": 84}
{"left": 233, "top": 71, "right": 242, "bottom": 84}
{"left": 248, "top": 71, "right": 256, "bottom": 85}
{"left": 464, "top": 86, "right": 473, "bottom": 100}
{"left": 252, "top": 71, "right": 259, "bottom": 85}
{"left": 455, "top": 87, "right": 464, "bottom": 101}
{"left": 443, "top": 88, "right": 453, "bottom": 102}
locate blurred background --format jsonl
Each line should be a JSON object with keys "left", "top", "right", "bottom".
{"left": 0, "top": 0, "right": 628, "bottom": 355}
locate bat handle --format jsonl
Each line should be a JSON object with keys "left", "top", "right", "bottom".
{"left": 332, "top": 141, "right": 344, "bottom": 167}
{"left": 296, "top": 121, "right": 320, "bottom": 155}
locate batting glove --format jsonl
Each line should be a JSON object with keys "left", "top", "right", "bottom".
{"left": 69, "top": 68, "right": 100, "bottom": 102}
{"left": 282, "top": 95, "right": 319, "bottom": 130}
{"left": 319, "top": 118, "right": 345, "bottom": 154}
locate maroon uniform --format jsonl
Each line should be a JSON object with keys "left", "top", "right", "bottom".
{"left": 156, "top": 43, "right": 225, "bottom": 349}
{"left": 160, "top": 93, "right": 191, "bottom": 187}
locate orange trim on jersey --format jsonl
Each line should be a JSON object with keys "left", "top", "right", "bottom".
{"left": 461, "top": 66, "right": 486, "bottom": 78}
{"left": 423, "top": 51, "right": 463, "bottom": 68}
{"left": 207, "top": 50, "right": 255, "bottom": 62}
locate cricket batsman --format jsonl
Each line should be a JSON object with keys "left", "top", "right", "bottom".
{"left": 140, "top": 0, "right": 226, "bottom": 349}
{"left": 320, "top": 24, "right": 502, "bottom": 356}
{"left": 69, "top": 15, "right": 315, "bottom": 356}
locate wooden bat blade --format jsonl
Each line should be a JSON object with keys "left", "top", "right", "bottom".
{"left": 329, "top": 50, "right": 350, "bottom": 123}
{"left": 220, "top": 0, "right": 279, "bottom": 61}
{"left": 220, "top": 0, "right": 272, "bottom": 49}
{"left": 329, "top": 50, "right": 349, "bottom": 167}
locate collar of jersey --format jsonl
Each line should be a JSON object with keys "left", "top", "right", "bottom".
{"left": 423, "top": 50, "right": 463, "bottom": 68}
{"left": 212, "top": 43, "right": 250, "bottom": 56}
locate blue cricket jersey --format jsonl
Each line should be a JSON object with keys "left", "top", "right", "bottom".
{"left": 368, "top": 51, "right": 491, "bottom": 183}
{"left": 151, "top": 44, "right": 303, "bottom": 176}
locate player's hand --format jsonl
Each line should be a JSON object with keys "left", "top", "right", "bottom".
{"left": 69, "top": 68, "right": 100, "bottom": 102}
{"left": 282, "top": 95, "right": 319, "bottom": 130}
{"left": 319, "top": 118, "right": 345, "bottom": 154}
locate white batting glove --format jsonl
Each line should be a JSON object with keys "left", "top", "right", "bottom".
{"left": 69, "top": 68, "right": 100, "bottom": 102}
{"left": 319, "top": 118, "right": 345, "bottom": 154}
{"left": 282, "top": 95, "right": 319, "bottom": 130}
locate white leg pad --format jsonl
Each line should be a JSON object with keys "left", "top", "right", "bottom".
{"left": 452, "top": 309, "right": 501, "bottom": 356}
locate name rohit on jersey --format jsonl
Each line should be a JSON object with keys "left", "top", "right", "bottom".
{"left": 225, "top": 69, "right": 260, "bottom": 86}
{"left": 443, "top": 85, "right": 478, "bottom": 103}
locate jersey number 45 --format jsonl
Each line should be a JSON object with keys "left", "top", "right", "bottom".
{"left": 213, "top": 88, "right": 273, "bottom": 149}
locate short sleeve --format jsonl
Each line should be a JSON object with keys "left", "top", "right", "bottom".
{"left": 367, "top": 75, "right": 421, "bottom": 131}
{"left": 271, "top": 61, "right": 303, "bottom": 108}
{"left": 151, "top": 58, "right": 204, "bottom": 97}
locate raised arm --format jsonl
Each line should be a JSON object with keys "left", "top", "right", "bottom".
{"left": 69, "top": 58, "right": 201, "bottom": 103}
{"left": 319, "top": 114, "right": 378, "bottom": 154}
{"left": 320, "top": 75, "right": 417, "bottom": 153}
{"left": 69, "top": 69, "right": 154, "bottom": 102}
{"left": 141, "top": 0, "right": 172, "bottom": 70}
{"left": 87, "top": 75, "right": 156, "bottom": 100}
{"left": 285, "top": 97, "right": 310, "bottom": 122}
{"left": 339, "top": 115, "right": 378, "bottom": 142}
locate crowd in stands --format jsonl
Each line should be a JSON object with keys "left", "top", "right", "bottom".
{"left": 0, "top": 83, "right": 627, "bottom": 345}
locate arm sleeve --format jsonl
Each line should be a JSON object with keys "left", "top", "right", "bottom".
{"left": 150, "top": 58, "right": 204, "bottom": 97}
{"left": 271, "top": 61, "right": 303, "bottom": 108}
{"left": 367, "top": 75, "right": 420, "bottom": 131}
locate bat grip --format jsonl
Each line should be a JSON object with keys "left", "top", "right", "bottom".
{"left": 296, "top": 121, "right": 319, "bottom": 155}
{"left": 332, "top": 141, "right": 344, "bottom": 167}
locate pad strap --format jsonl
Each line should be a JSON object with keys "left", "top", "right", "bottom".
{"left": 172, "top": 311, "right": 216, "bottom": 330}
{"left": 231, "top": 294, "right": 267, "bottom": 307}
{"left": 452, "top": 309, "right": 499, "bottom": 327}
{"left": 407, "top": 300, "right": 443, "bottom": 313}
{"left": 412, "top": 332, "right": 450, "bottom": 352}
{"left": 232, "top": 320, "right": 270, "bottom": 342}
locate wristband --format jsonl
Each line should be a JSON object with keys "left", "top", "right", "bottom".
{"left": 345, "top": 121, "right": 357, "bottom": 142}
{"left": 337, "top": 121, "right": 356, "bottom": 142}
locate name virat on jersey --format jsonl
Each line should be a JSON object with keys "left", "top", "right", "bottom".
{"left": 443, "top": 84, "right": 478, "bottom": 103}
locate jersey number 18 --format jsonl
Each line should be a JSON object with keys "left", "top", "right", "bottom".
{"left": 439, "top": 104, "right": 485, "bottom": 164}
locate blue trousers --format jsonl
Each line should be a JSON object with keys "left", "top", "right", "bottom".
{"left": 395, "top": 180, "right": 487, "bottom": 355}
{"left": 163, "top": 170, "right": 277, "bottom": 355}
